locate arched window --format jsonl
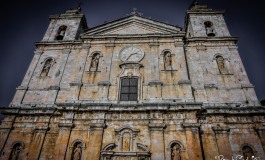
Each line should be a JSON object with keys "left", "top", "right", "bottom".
{"left": 120, "top": 77, "right": 138, "bottom": 101}
{"left": 90, "top": 53, "right": 100, "bottom": 71}
{"left": 71, "top": 141, "right": 83, "bottom": 160}
{"left": 216, "top": 55, "right": 227, "bottom": 74}
{"left": 55, "top": 25, "right": 67, "bottom": 40}
{"left": 9, "top": 142, "right": 23, "bottom": 160}
{"left": 41, "top": 58, "right": 53, "bottom": 76}
{"left": 170, "top": 143, "right": 181, "bottom": 160}
{"left": 164, "top": 51, "right": 172, "bottom": 70}
{"left": 204, "top": 21, "right": 215, "bottom": 37}
{"left": 243, "top": 146, "right": 254, "bottom": 160}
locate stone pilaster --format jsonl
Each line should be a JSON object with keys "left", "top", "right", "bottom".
{"left": 69, "top": 81, "right": 83, "bottom": 101}
{"left": 213, "top": 126, "right": 232, "bottom": 159}
{"left": 183, "top": 123, "right": 203, "bottom": 160}
{"left": 149, "top": 41, "right": 160, "bottom": 81}
{"left": 148, "top": 81, "right": 163, "bottom": 100}
{"left": 87, "top": 123, "right": 106, "bottom": 160}
{"left": 98, "top": 81, "right": 111, "bottom": 101}
{"left": 27, "top": 126, "right": 49, "bottom": 160}
{"left": 54, "top": 48, "right": 71, "bottom": 87}
{"left": 21, "top": 49, "right": 43, "bottom": 87}
{"left": 149, "top": 123, "right": 166, "bottom": 160}
{"left": 200, "top": 128, "right": 220, "bottom": 160}
{"left": 255, "top": 126, "right": 265, "bottom": 153}
{"left": 11, "top": 50, "right": 43, "bottom": 105}
{"left": 52, "top": 122, "right": 73, "bottom": 160}
{"left": 101, "top": 40, "right": 115, "bottom": 82}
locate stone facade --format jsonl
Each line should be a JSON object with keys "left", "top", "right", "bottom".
{"left": 0, "top": 3, "right": 265, "bottom": 160}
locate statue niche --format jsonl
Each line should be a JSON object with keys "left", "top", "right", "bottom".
{"left": 216, "top": 55, "right": 228, "bottom": 74}
{"left": 243, "top": 145, "right": 254, "bottom": 160}
{"left": 171, "top": 143, "right": 181, "bottom": 160}
{"left": 71, "top": 141, "right": 83, "bottom": 160}
{"left": 90, "top": 53, "right": 100, "bottom": 71}
{"left": 122, "top": 132, "right": 131, "bottom": 151}
{"left": 164, "top": 51, "right": 172, "bottom": 70}
{"left": 41, "top": 58, "right": 53, "bottom": 76}
{"left": 101, "top": 128, "right": 151, "bottom": 160}
{"left": 9, "top": 142, "right": 23, "bottom": 160}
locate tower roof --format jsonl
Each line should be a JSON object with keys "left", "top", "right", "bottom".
{"left": 187, "top": 3, "right": 225, "bottom": 14}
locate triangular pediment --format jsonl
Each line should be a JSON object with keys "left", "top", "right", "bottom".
{"left": 101, "top": 23, "right": 168, "bottom": 35}
{"left": 82, "top": 15, "right": 184, "bottom": 37}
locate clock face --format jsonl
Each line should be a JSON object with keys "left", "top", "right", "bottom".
{"left": 119, "top": 46, "right": 144, "bottom": 62}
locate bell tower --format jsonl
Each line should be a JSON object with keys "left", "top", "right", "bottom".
{"left": 184, "top": 2, "right": 259, "bottom": 105}
{"left": 185, "top": 2, "right": 231, "bottom": 38}
{"left": 42, "top": 7, "right": 88, "bottom": 41}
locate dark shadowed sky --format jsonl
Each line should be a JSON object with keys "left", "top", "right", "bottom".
{"left": 0, "top": 0, "right": 264, "bottom": 106}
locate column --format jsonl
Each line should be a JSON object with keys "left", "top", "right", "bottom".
{"left": 149, "top": 123, "right": 166, "bottom": 160}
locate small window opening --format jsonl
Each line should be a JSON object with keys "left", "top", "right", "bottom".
{"left": 204, "top": 21, "right": 215, "bottom": 37}
{"left": 55, "top": 26, "right": 67, "bottom": 40}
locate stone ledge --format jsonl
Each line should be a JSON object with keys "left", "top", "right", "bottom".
{"left": 58, "top": 123, "right": 74, "bottom": 128}
{"left": 241, "top": 84, "right": 255, "bottom": 88}
{"left": 148, "top": 80, "right": 163, "bottom": 86}
{"left": 98, "top": 81, "right": 111, "bottom": 86}
{"left": 34, "top": 126, "right": 49, "bottom": 131}
{"left": 182, "top": 123, "right": 200, "bottom": 128}
{"left": 0, "top": 126, "right": 13, "bottom": 130}
{"left": 148, "top": 123, "right": 166, "bottom": 129}
{"left": 196, "top": 45, "right": 207, "bottom": 51}
{"left": 49, "top": 85, "right": 60, "bottom": 90}
{"left": 161, "top": 69, "right": 178, "bottom": 72}
{"left": 70, "top": 81, "right": 83, "bottom": 87}
{"left": 204, "top": 84, "right": 218, "bottom": 89}
{"left": 16, "top": 86, "right": 28, "bottom": 90}
{"left": 178, "top": 80, "right": 191, "bottom": 85}
{"left": 90, "top": 123, "right": 106, "bottom": 130}
{"left": 212, "top": 126, "right": 230, "bottom": 133}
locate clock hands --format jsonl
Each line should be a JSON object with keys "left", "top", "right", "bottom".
{"left": 126, "top": 52, "right": 138, "bottom": 60}
{"left": 120, "top": 47, "right": 143, "bottom": 62}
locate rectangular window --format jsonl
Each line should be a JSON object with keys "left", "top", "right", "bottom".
{"left": 120, "top": 78, "right": 138, "bottom": 101}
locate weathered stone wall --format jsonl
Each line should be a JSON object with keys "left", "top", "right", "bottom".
{"left": 1, "top": 4, "right": 264, "bottom": 160}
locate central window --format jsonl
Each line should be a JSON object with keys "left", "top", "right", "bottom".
{"left": 120, "top": 77, "right": 138, "bottom": 101}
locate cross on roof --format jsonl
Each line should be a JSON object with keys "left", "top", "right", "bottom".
{"left": 130, "top": 8, "right": 143, "bottom": 16}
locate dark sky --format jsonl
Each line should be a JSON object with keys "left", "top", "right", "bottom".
{"left": 0, "top": 0, "right": 264, "bottom": 106}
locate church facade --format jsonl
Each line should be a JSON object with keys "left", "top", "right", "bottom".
{"left": 0, "top": 3, "right": 265, "bottom": 160}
